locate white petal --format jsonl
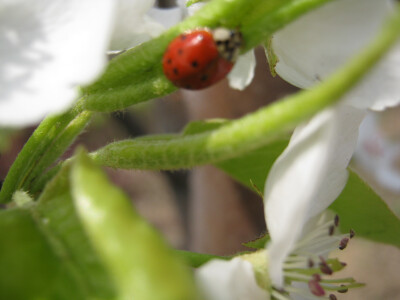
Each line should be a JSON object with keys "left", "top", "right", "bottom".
{"left": 148, "top": 7, "right": 184, "bottom": 30}
{"left": 342, "top": 42, "right": 400, "bottom": 110}
{"left": 0, "top": 0, "right": 115, "bottom": 126}
{"left": 196, "top": 258, "right": 269, "bottom": 300}
{"left": 272, "top": 0, "right": 394, "bottom": 89}
{"left": 264, "top": 105, "right": 366, "bottom": 287}
{"left": 354, "top": 112, "right": 400, "bottom": 192}
{"left": 228, "top": 51, "right": 256, "bottom": 91}
{"left": 271, "top": 0, "right": 400, "bottom": 110}
{"left": 108, "top": 0, "right": 164, "bottom": 50}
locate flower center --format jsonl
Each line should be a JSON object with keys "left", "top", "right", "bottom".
{"left": 271, "top": 214, "right": 363, "bottom": 300}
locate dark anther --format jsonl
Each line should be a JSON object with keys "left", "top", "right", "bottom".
{"left": 349, "top": 229, "right": 355, "bottom": 238}
{"left": 319, "top": 256, "right": 333, "bottom": 275}
{"left": 178, "top": 48, "right": 183, "bottom": 55}
{"left": 312, "top": 274, "right": 321, "bottom": 281}
{"left": 180, "top": 34, "right": 187, "bottom": 40}
{"left": 308, "top": 279, "right": 325, "bottom": 297}
{"left": 200, "top": 74, "right": 208, "bottom": 81}
{"left": 308, "top": 259, "right": 315, "bottom": 268}
{"left": 216, "top": 40, "right": 223, "bottom": 45}
{"left": 329, "top": 294, "right": 338, "bottom": 300}
{"left": 339, "top": 238, "right": 349, "bottom": 250}
{"left": 191, "top": 61, "right": 198, "bottom": 68}
{"left": 173, "top": 68, "right": 179, "bottom": 75}
{"left": 329, "top": 225, "right": 335, "bottom": 236}
{"left": 334, "top": 215, "right": 339, "bottom": 227}
{"left": 338, "top": 285, "right": 348, "bottom": 293}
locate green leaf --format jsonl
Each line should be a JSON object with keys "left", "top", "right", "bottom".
{"left": 242, "top": 233, "right": 270, "bottom": 250}
{"left": 71, "top": 149, "right": 201, "bottom": 300}
{"left": 216, "top": 139, "right": 289, "bottom": 192}
{"left": 35, "top": 162, "right": 116, "bottom": 298}
{"left": 0, "top": 161, "right": 115, "bottom": 300}
{"left": 0, "top": 208, "right": 67, "bottom": 300}
{"left": 176, "top": 250, "right": 231, "bottom": 268}
{"left": 329, "top": 171, "right": 400, "bottom": 248}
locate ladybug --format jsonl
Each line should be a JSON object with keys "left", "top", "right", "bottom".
{"left": 162, "top": 28, "right": 242, "bottom": 90}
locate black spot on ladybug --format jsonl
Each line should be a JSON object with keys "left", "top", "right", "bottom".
{"left": 173, "top": 68, "right": 179, "bottom": 75}
{"left": 185, "top": 84, "right": 192, "bottom": 89}
{"left": 191, "top": 61, "right": 198, "bottom": 68}
{"left": 200, "top": 74, "right": 208, "bottom": 81}
{"left": 180, "top": 34, "right": 187, "bottom": 40}
{"left": 167, "top": 58, "right": 172, "bottom": 64}
{"left": 178, "top": 48, "right": 183, "bottom": 55}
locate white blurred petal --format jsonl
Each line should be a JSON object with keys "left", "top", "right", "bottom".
{"left": 0, "top": 0, "right": 115, "bottom": 126}
{"left": 272, "top": 0, "right": 394, "bottom": 89}
{"left": 148, "top": 7, "right": 183, "bottom": 30}
{"left": 354, "top": 112, "right": 400, "bottom": 192}
{"left": 109, "top": 0, "right": 165, "bottom": 50}
{"left": 343, "top": 43, "right": 400, "bottom": 110}
{"left": 196, "top": 258, "right": 269, "bottom": 300}
{"left": 264, "top": 106, "right": 365, "bottom": 287}
{"left": 228, "top": 51, "right": 256, "bottom": 91}
{"left": 272, "top": 0, "right": 400, "bottom": 110}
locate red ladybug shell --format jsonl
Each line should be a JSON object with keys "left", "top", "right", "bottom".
{"left": 162, "top": 30, "right": 234, "bottom": 90}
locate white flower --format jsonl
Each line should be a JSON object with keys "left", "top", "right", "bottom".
{"left": 195, "top": 213, "right": 357, "bottom": 300}
{"left": 0, "top": 0, "right": 168, "bottom": 127}
{"left": 264, "top": 0, "right": 400, "bottom": 289}
{"left": 195, "top": 257, "right": 269, "bottom": 300}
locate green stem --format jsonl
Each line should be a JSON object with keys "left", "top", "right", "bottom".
{"left": 0, "top": 113, "right": 74, "bottom": 203}
{"left": 0, "top": 101, "right": 88, "bottom": 204}
{"left": 22, "top": 111, "right": 93, "bottom": 193}
{"left": 90, "top": 8, "right": 400, "bottom": 170}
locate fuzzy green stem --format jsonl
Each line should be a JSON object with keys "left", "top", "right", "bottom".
{"left": 0, "top": 112, "right": 74, "bottom": 203}
{"left": 0, "top": 101, "right": 88, "bottom": 204}
{"left": 90, "top": 8, "right": 400, "bottom": 170}
{"left": 22, "top": 111, "right": 93, "bottom": 194}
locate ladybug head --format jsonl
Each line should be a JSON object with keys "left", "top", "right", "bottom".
{"left": 212, "top": 28, "right": 243, "bottom": 62}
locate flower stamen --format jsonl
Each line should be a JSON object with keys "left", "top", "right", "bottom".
{"left": 272, "top": 214, "right": 363, "bottom": 299}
